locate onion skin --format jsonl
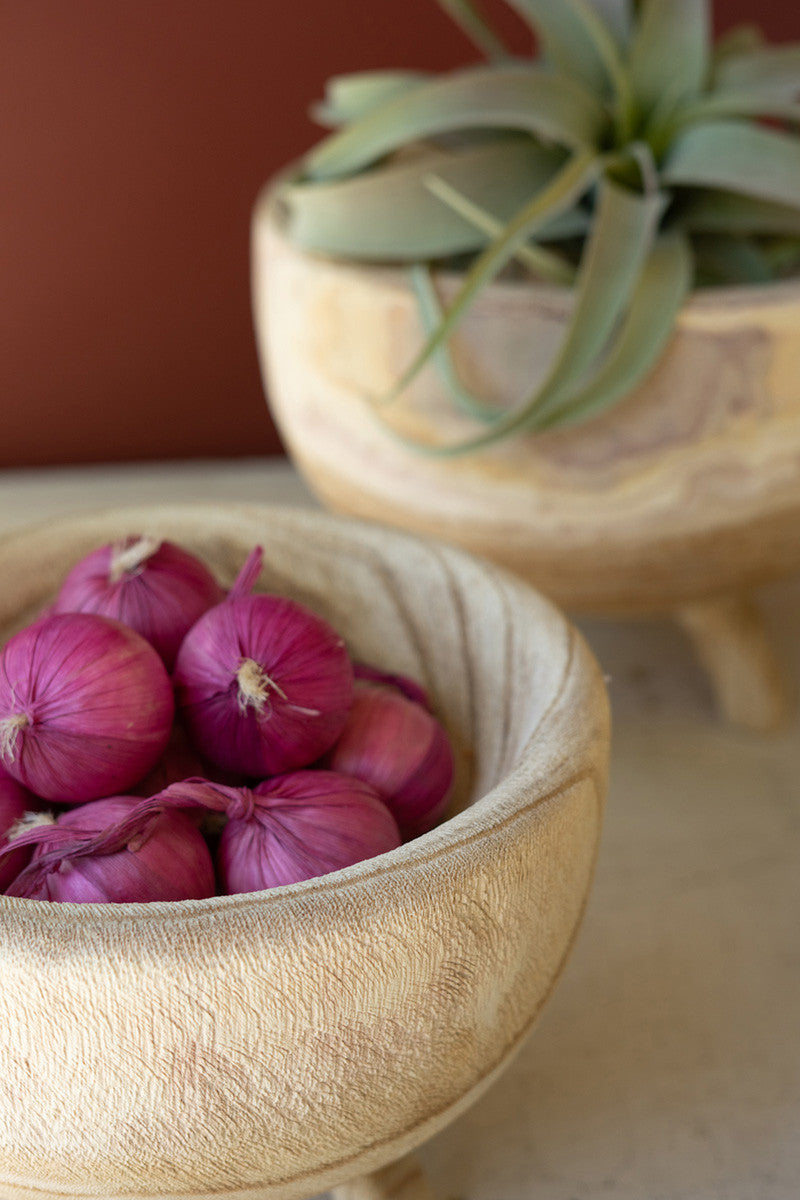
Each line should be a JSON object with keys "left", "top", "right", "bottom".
{"left": 53, "top": 537, "right": 224, "bottom": 669}
{"left": 0, "top": 613, "right": 174, "bottom": 803}
{"left": 128, "top": 721, "right": 207, "bottom": 797}
{"left": 218, "top": 771, "right": 401, "bottom": 892}
{"left": 174, "top": 593, "right": 354, "bottom": 776}
{"left": 4, "top": 795, "right": 215, "bottom": 903}
{"left": 324, "top": 683, "right": 454, "bottom": 839}
{"left": 352, "top": 662, "right": 431, "bottom": 710}
{"left": 0, "top": 768, "right": 37, "bottom": 891}
{"left": 153, "top": 772, "right": 401, "bottom": 893}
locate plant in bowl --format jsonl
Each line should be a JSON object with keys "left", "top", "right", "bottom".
{"left": 252, "top": 0, "right": 800, "bottom": 732}
{"left": 0, "top": 503, "right": 609, "bottom": 1200}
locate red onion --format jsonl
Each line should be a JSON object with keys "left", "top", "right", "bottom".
{"left": 0, "top": 767, "right": 37, "bottom": 891}
{"left": 324, "top": 682, "right": 454, "bottom": 838}
{"left": 53, "top": 536, "right": 224, "bottom": 669}
{"left": 128, "top": 721, "right": 207, "bottom": 797}
{"left": 0, "top": 613, "right": 174, "bottom": 802}
{"left": 174, "top": 548, "right": 354, "bottom": 776}
{"left": 156, "top": 772, "right": 401, "bottom": 892}
{"left": 353, "top": 661, "right": 432, "bottom": 710}
{"left": 2, "top": 795, "right": 215, "bottom": 903}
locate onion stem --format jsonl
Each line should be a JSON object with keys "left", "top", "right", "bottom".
{"left": 0, "top": 714, "right": 29, "bottom": 761}
{"left": 109, "top": 535, "right": 161, "bottom": 583}
{"left": 236, "top": 659, "right": 287, "bottom": 714}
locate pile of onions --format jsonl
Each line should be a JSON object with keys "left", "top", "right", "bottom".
{"left": 4, "top": 797, "right": 215, "bottom": 903}
{"left": 0, "top": 535, "right": 454, "bottom": 903}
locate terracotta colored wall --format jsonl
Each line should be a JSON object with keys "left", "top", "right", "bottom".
{"left": 1, "top": 1, "right": 798, "bottom": 468}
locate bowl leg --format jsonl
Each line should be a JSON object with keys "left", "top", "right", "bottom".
{"left": 675, "top": 593, "right": 792, "bottom": 732}
{"left": 329, "top": 1153, "right": 438, "bottom": 1200}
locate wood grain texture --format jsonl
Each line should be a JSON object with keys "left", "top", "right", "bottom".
{"left": 0, "top": 504, "right": 609, "bottom": 1200}
{"left": 253, "top": 198, "right": 800, "bottom": 616}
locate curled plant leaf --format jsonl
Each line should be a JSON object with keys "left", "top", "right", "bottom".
{"left": 421, "top": 174, "right": 579, "bottom": 283}
{"left": 712, "top": 43, "right": 800, "bottom": 96}
{"left": 762, "top": 238, "right": 800, "bottom": 278}
{"left": 536, "top": 231, "right": 694, "bottom": 431}
{"left": 303, "top": 64, "right": 609, "bottom": 182}
{"left": 588, "top": 0, "right": 634, "bottom": 45}
{"left": 712, "top": 23, "right": 765, "bottom": 67}
{"left": 663, "top": 120, "right": 800, "bottom": 211}
{"left": 312, "top": 71, "right": 431, "bottom": 127}
{"left": 522, "top": 179, "right": 668, "bottom": 428}
{"left": 506, "top": 0, "right": 627, "bottom": 95}
{"left": 692, "top": 234, "right": 775, "bottom": 285}
{"left": 278, "top": 138, "right": 587, "bottom": 260}
{"left": 676, "top": 89, "right": 800, "bottom": 127}
{"left": 376, "top": 176, "right": 667, "bottom": 453}
{"left": 434, "top": 0, "right": 511, "bottom": 60}
{"left": 679, "top": 191, "right": 800, "bottom": 239}
{"left": 630, "top": 0, "right": 711, "bottom": 116}
{"left": 410, "top": 263, "right": 500, "bottom": 423}
{"left": 378, "top": 149, "right": 603, "bottom": 409}
{"left": 277, "top": 0, "right": 800, "bottom": 447}
{"left": 409, "top": 222, "right": 576, "bottom": 425}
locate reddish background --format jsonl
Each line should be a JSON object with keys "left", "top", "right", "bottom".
{"left": 1, "top": 1, "right": 798, "bottom": 467}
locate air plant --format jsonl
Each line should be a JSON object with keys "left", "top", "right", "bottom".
{"left": 275, "top": 0, "right": 800, "bottom": 452}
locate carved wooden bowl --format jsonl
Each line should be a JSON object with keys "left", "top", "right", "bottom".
{"left": 0, "top": 504, "right": 609, "bottom": 1200}
{"left": 252, "top": 202, "right": 800, "bottom": 731}
{"left": 253, "top": 204, "right": 800, "bottom": 617}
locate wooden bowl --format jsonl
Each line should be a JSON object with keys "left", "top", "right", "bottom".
{"left": 253, "top": 201, "right": 800, "bottom": 618}
{"left": 0, "top": 504, "right": 609, "bottom": 1200}
{"left": 252, "top": 200, "right": 800, "bottom": 731}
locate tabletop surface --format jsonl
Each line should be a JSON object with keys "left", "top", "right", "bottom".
{"left": 1, "top": 457, "right": 797, "bottom": 1200}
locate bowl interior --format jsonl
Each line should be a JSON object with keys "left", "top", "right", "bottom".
{"left": 0, "top": 501, "right": 582, "bottom": 822}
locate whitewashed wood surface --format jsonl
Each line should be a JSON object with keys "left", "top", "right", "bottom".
{"left": 0, "top": 457, "right": 797, "bottom": 1200}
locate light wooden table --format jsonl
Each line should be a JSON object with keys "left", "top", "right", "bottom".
{"left": 1, "top": 457, "right": 797, "bottom": 1200}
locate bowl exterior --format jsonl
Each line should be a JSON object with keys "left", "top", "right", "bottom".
{"left": 253, "top": 196, "right": 800, "bottom": 614}
{"left": 0, "top": 504, "right": 609, "bottom": 1200}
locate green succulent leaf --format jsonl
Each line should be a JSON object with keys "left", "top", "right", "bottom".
{"left": 378, "top": 149, "right": 602, "bottom": 408}
{"left": 762, "top": 238, "right": 800, "bottom": 277}
{"left": 537, "top": 230, "right": 694, "bottom": 430}
{"left": 630, "top": 0, "right": 711, "bottom": 116}
{"left": 407, "top": 196, "right": 578, "bottom": 417}
{"left": 663, "top": 120, "right": 800, "bottom": 212}
{"left": 410, "top": 263, "right": 500, "bottom": 422}
{"left": 678, "top": 89, "right": 800, "bottom": 126}
{"left": 422, "top": 175, "right": 579, "bottom": 282}
{"left": 277, "top": 0, "right": 800, "bottom": 450}
{"left": 712, "top": 43, "right": 800, "bottom": 98}
{"left": 691, "top": 233, "right": 774, "bottom": 284}
{"left": 303, "top": 64, "right": 608, "bottom": 182}
{"left": 698, "top": 41, "right": 800, "bottom": 123}
{"left": 680, "top": 190, "right": 800, "bottom": 238}
{"left": 522, "top": 178, "right": 668, "bottom": 429}
{"left": 712, "top": 23, "right": 765, "bottom": 66}
{"left": 379, "top": 175, "right": 666, "bottom": 452}
{"left": 433, "top": 0, "right": 511, "bottom": 59}
{"left": 588, "top": 0, "right": 634, "bottom": 46}
{"left": 505, "top": 0, "right": 627, "bottom": 92}
{"left": 312, "top": 71, "right": 431, "bottom": 127}
{"left": 279, "top": 139, "right": 588, "bottom": 260}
